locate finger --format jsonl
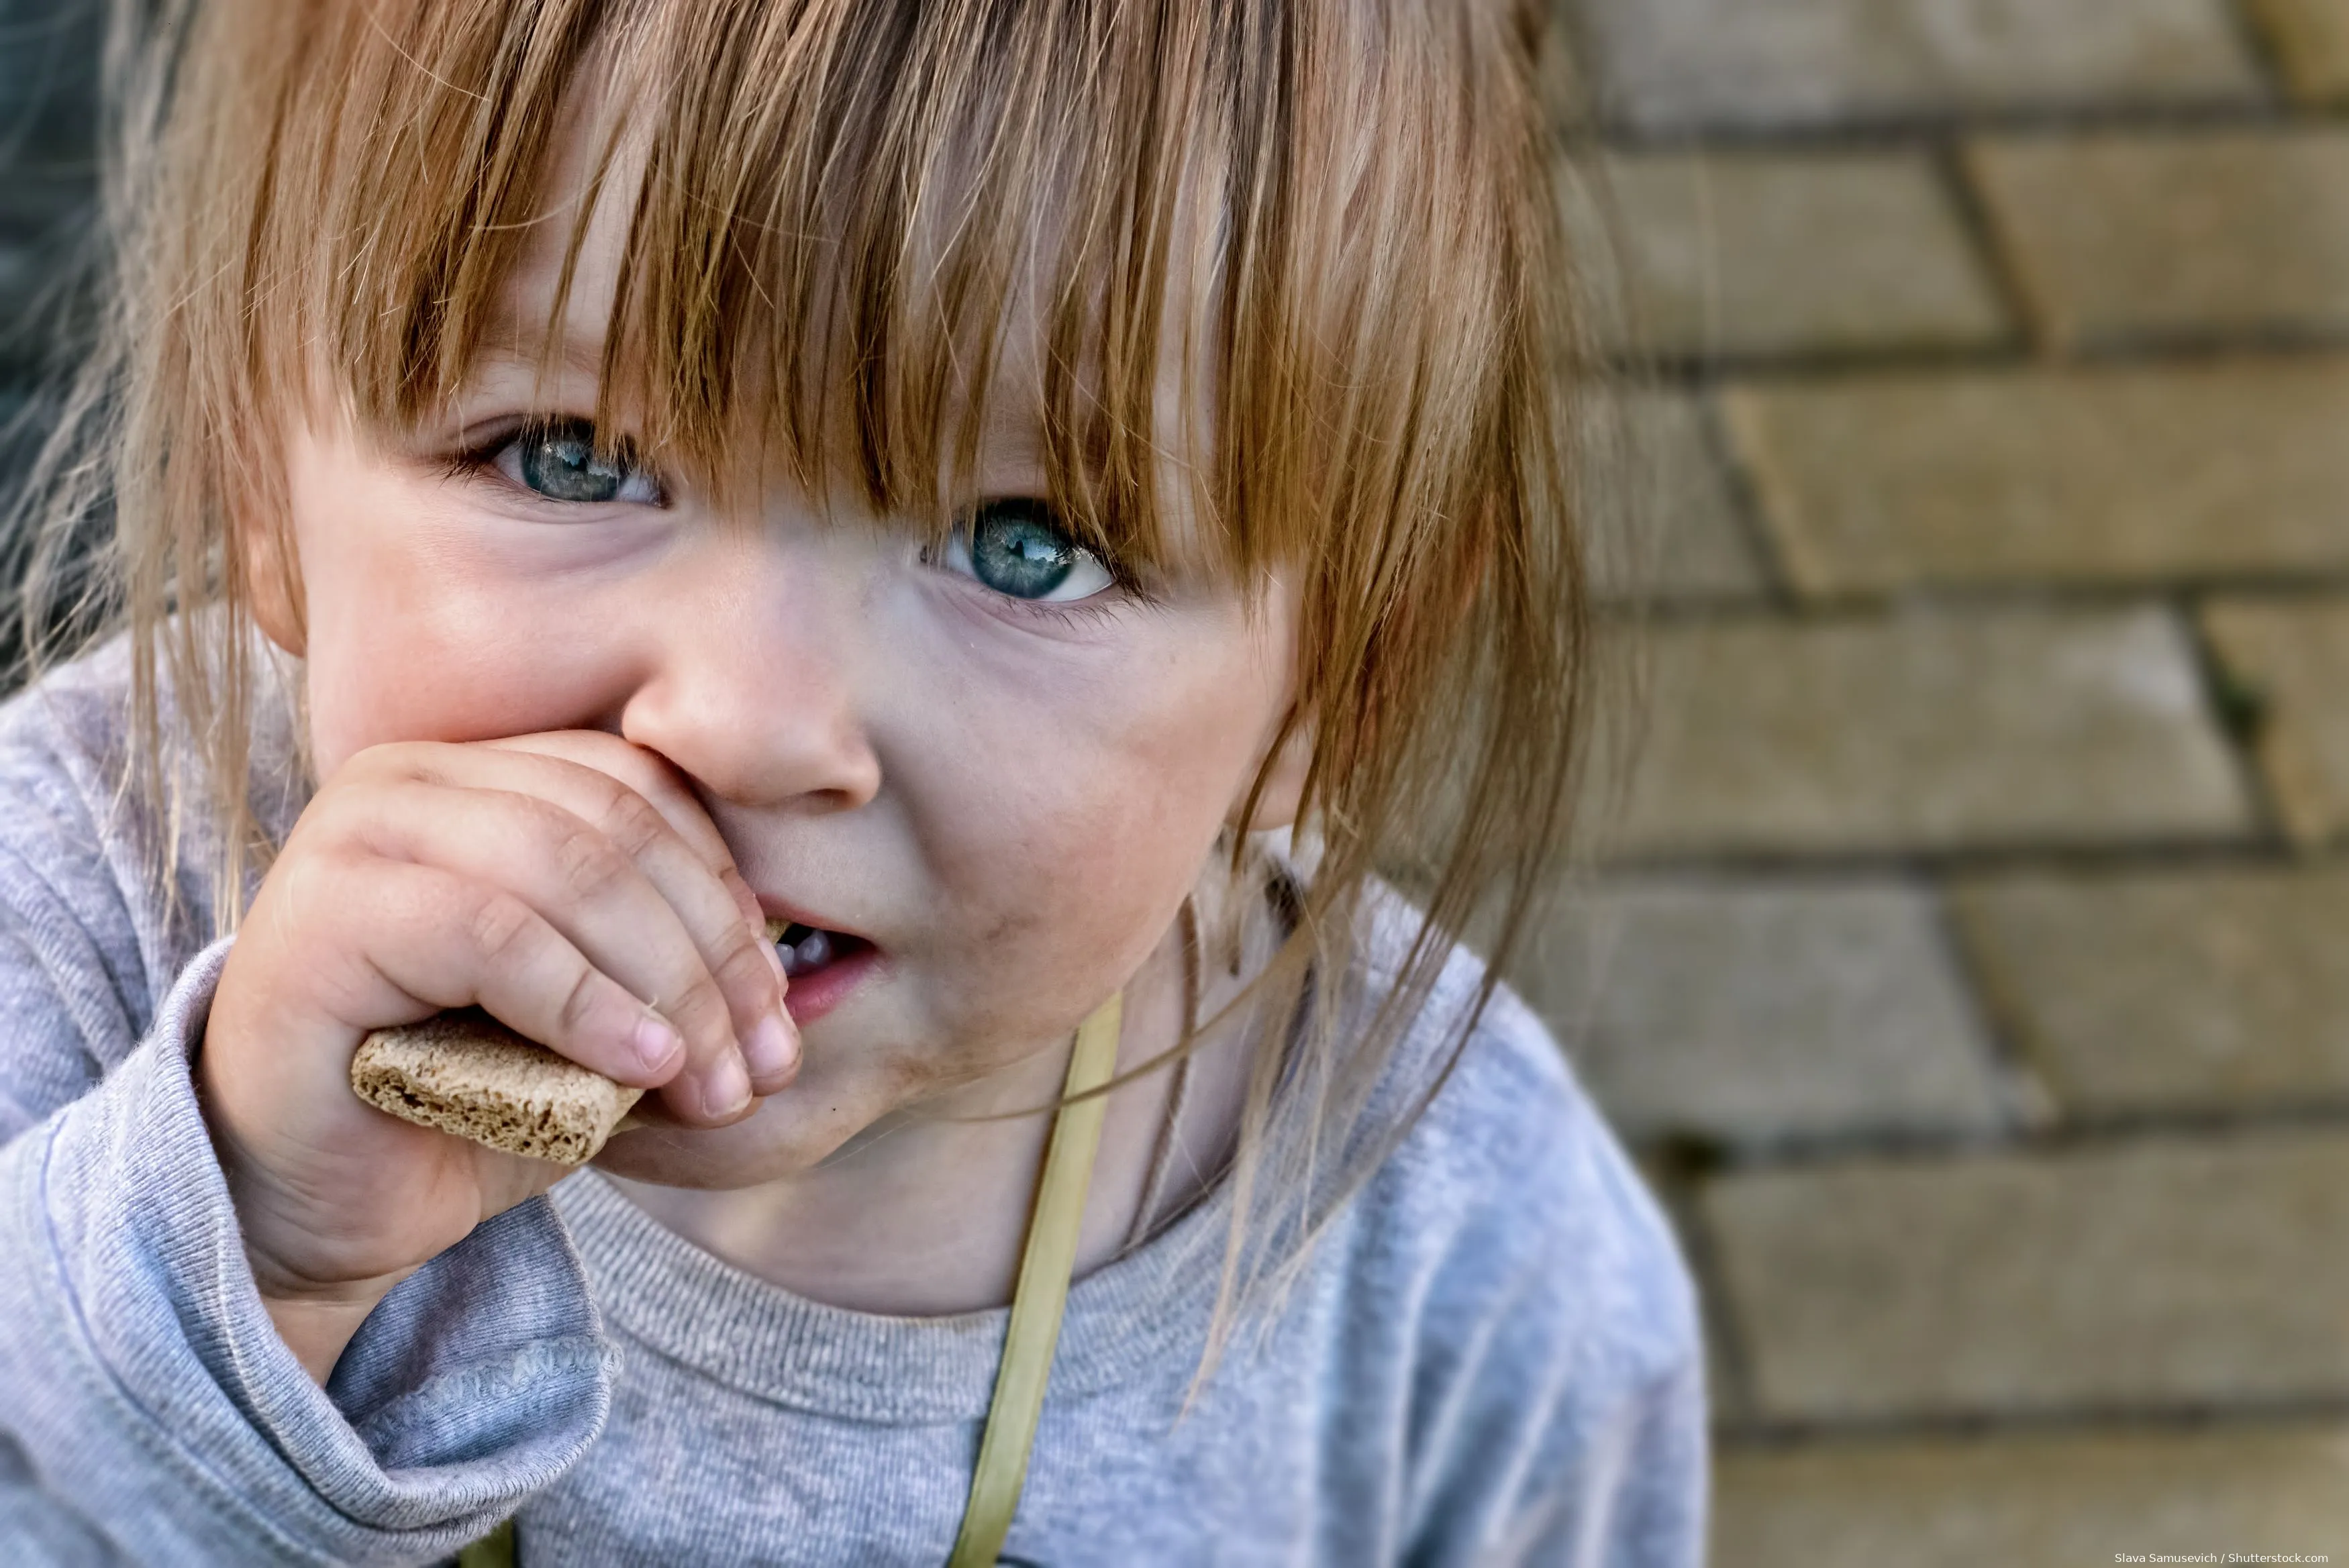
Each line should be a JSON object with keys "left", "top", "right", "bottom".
{"left": 354, "top": 743, "right": 799, "bottom": 1094}
{"left": 409, "top": 739, "right": 794, "bottom": 1037}
{"left": 344, "top": 776, "right": 772, "bottom": 1123}
{"left": 476, "top": 733, "right": 734, "bottom": 867}
{"left": 349, "top": 856, "right": 690, "bottom": 1092}
{"left": 458, "top": 741, "right": 802, "bottom": 1091}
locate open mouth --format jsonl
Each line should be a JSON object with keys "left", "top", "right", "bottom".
{"left": 770, "top": 920, "right": 873, "bottom": 980}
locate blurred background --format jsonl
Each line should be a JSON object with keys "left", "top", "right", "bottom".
{"left": 4, "top": 0, "right": 2347, "bottom": 1562}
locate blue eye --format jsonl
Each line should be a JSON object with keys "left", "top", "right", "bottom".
{"left": 942, "top": 500, "right": 1115, "bottom": 603}
{"left": 501, "top": 420, "right": 662, "bottom": 505}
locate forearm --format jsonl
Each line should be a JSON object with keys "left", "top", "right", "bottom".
{"left": 2, "top": 939, "right": 615, "bottom": 1562}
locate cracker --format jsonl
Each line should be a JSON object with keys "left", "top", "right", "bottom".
{"left": 347, "top": 919, "right": 791, "bottom": 1164}
{"left": 351, "top": 1009, "right": 644, "bottom": 1165}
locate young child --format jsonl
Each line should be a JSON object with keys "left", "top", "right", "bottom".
{"left": 0, "top": 0, "right": 1703, "bottom": 1562}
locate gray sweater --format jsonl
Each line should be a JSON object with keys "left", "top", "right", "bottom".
{"left": 0, "top": 629, "right": 1705, "bottom": 1565}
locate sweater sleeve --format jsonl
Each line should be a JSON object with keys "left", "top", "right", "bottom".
{"left": 0, "top": 689, "right": 619, "bottom": 1563}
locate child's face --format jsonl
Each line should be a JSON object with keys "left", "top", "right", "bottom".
{"left": 254, "top": 123, "right": 1304, "bottom": 1188}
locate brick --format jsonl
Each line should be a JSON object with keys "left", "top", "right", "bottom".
{"left": 1717, "top": 1426, "right": 2349, "bottom": 1568}
{"left": 2250, "top": 0, "right": 2349, "bottom": 104}
{"left": 1726, "top": 360, "right": 2349, "bottom": 596}
{"left": 1570, "top": 152, "right": 2007, "bottom": 361}
{"left": 1571, "top": 0, "right": 2262, "bottom": 133}
{"left": 1955, "top": 866, "right": 2349, "bottom": 1118}
{"left": 1704, "top": 1130, "right": 2349, "bottom": 1420}
{"left": 1971, "top": 129, "right": 2349, "bottom": 351}
{"left": 1517, "top": 879, "right": 2005, "bottom": 1144}
{"left": 2204, "top": 597, "right": 2349, "bottom": 847}
{"left": 1589, "top": 392, "right": 1764, "bottom": 603}
{"left": 1613, "top": 607, "right": 2251, "bottom": 858}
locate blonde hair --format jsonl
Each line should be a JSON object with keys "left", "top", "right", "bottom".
{"left": 9, "top": 0, "right": 1597, "bottom": 1396}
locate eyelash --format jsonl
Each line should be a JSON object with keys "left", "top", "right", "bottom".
{"left": 920, "top": 520, "right": 1160, "bottom": 628}
{"left": 438, "top": 418, "right": 667, "bottom": 505}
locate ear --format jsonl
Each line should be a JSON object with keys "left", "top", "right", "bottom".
{"left": 238, "top": 499, "right": 307, "bottom": 658}
{"left": 1229, "top": 704, "right": 1315, "bottom": 834}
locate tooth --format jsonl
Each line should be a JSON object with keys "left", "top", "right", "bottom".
{"left": 795, "top": 930, "right": 834, "bottom": 970}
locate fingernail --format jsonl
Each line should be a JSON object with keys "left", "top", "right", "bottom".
{"left": 634, "top": 1012, "right": 683, "bottom": 1073}
{"left": 744, "top": 1013, "right": 795, "bottom": 1080}
{"left": 704, "top": 1051, "right": 753, "bottom": 1118}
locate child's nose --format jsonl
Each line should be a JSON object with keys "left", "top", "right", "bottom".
{"left": 612, "top": 538, "right": 883, "bottom": 813}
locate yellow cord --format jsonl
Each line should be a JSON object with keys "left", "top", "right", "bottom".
{"left": 946, "top": 990, "right": 1125, "bottom": 1567}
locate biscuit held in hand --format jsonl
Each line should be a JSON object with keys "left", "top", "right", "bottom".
{"left": 351, "top": 1009, "right": 645, "bottom": 1165}
{"left": 348, "top": 917, "right": 792, "bottom": 1164}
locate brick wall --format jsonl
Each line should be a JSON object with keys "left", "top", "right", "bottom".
{"left": 1546, "top": 0, "right": 2349, "bottom": 1559}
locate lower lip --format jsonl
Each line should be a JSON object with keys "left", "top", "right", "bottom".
{"left": 781, "top": 942, "right": 881, "bottom": 1025}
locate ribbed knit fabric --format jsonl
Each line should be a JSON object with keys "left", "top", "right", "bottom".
{"left": 0, "top": 626, "right": 1707, "bottom": 1566}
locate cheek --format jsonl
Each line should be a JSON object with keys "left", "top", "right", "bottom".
{"left": 284, "top": 434, "right": 615, "bottom": 777}
{"left": 905, "top": 629, "right": 1279, "bottom": 1043}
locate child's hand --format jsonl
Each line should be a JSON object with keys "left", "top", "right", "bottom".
{"left": 197, "top": 731, "right": 799, "bottom": 1381}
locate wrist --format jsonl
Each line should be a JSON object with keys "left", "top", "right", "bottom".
{"left": 253, "top": 1268, "right": 410, "bottom": 1386}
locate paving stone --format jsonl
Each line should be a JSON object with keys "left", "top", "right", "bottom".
{"left": 1589, "top": 392, "right": 1764, "bottom": 603}
{"left": 1726, "top": 360, "right": 2349, "bottom": 596}
{"left": 1970, "top": 128, "right": 2349, "bottom": 351}
{"left": 2250, "top": 0, "right": 2349, "bottom": 104}
{"left": 1716, "top": 1426, "right": 2349, "bottom": 1568}
{"left": 1703, "top": 1129, "right": 2349, "bottom": 1420}
{"left": 1613, "top": 606, "right": 2252, "bottom": 858}
{"left": 1517, "top": 878, "right": 2005, "bottom": 1143}
{"left": 1571, "top": 0, "right": 2262, "bottom": 132}
{"left": 1954, "top": 866, "right": 2349, "bottom": 1118}
{"left": 2203, "top": 597, "right": 2349, "bottom": 848}
{"left": 1570, "top": 152, "right": 2007, "bottom": 361}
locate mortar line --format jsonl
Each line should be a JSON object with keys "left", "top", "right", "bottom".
{"left": 1917, "top": 872, "right": 2060, "bottom": 1136}
{"left": 1679, "top": 381, "right": 1795, "bottom": 612}
{"left": 1595, "top": 94, "right": 2296, "bottom": 155}
{"left": 1715, "top": 1394, "right": 2349, "bottom": 1451}
{"left": 1931, "top": 136, "right": 2050, "bottom": 360}
{"left": 2179, "top": 586, "right": 2296, "bottom": 845}
{"left": 2219, "top": 0, "right": 2297, "bottom": 105}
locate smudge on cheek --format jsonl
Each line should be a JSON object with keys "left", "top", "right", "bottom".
{"left": 916, "top": 760, "right": 1210, "bottom": 1072}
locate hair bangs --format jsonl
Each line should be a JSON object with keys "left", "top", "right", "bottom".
{"left": 248, "top": 0, "right": 1310, "bottom": 581}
